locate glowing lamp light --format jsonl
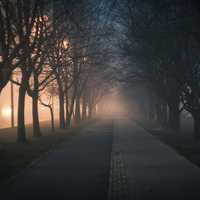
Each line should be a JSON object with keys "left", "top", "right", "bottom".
{"left": 0, "top": 55, "right": 3, "bottom": 63}
{"left": 83, "top": 57, "right": 87, "bottom": 62}
{"left": 63, "top": 39, "right": 69, "bottom": 49}
{"left": 1, "top": 106, "right": 12, "bottom": 118}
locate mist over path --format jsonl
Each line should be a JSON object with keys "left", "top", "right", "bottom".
{"left": 2, "top": 116, "right": 200, "bottom": 199}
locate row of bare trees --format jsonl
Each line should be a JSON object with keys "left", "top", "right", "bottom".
{"left": 113, "top": 0, "right": 200, "bottom": 139}
{"left": 0, "top": 0, "right": 113, "bottom": 143}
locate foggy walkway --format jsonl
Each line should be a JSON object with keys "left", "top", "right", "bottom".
{"left": 112, "top": 117, "right": 200, "bottom": 199}
{"left": 2, "top": 117, "right": 200, "bottom": 200}
{"left": 1, "top": 120, "right": 113, "bottom": 200}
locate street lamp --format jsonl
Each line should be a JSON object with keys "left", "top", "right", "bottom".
{"left": 63, "top": 38, "right": 69, "bottom": 49}
{"left": 83, "top": 57, "right": 87, "bottom": 62}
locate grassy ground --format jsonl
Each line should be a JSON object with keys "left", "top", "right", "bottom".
{"left": 0, "top": 120, "right": 94, "bottom": 185}
{"left": 138, "top": 119, "right": 200, "bottom": 168}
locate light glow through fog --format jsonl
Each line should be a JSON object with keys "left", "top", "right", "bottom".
{"left": 98, "top": 89, "right": 128, "bottom": 117}
{"left": 0, "top": 81, "right": 60, "bottom": 128}
{"left": 1, "top": 106, "right": 12, "bottom": 118}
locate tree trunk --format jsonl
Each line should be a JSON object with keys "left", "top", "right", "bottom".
{"left": 149, "top": 103, "right": 156, "bottom": 122}
{"left": 82, "top": 95, "right": 87, "bottom": 120}
{"left": 50, "top": 106, "right": 55, "bottom": 132}
{"left": 193, "top": 112, "right": 200, "bottom": 140}
{"left": 65, "top": 90, "right": 71, "bottom": 128}
{"left": 66, "top": 117, "right": 71, "bottom": 128}
{"left": 32, "top": 94, "right": 42, "bottom": 137}
{"left": 67, "top": 83, "right": 78, "bottom": 127}
{"left": 88, "top": 101, "right": 93, "bottom": 119}
{"left": 74, "top": 97, "right": 81, "bottom": 125}
{"left": 65, "top": 95, "right": 69, "bottom": 127}
{"left": 147, "top": 93, "right": 156, "bottom": 122}
{"left": 168, "top": 102, "right": 180, "bottom": 132}
{"left": 59, "top": 89, "right": 65, "bottom": 128}
{"left": 17, "top": 84, "right": 27, "bottom": 143}
{"left": 161, "top": 102, "right": 168, "bottom": 127}
{"left": 92, "top": 104, "right": 97, "bottom": 116}
{"left": 155, "top": 101, "right": 162, "bottom": 124}
{"left": 11, "top": 80, "right": 14, "bottom": 128}
{"left": 156, "top": 99, "right": 168, "bottom": 127}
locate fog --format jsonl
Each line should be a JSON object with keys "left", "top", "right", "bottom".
{"left": 0, "top": 82, "right": 59, "bottom": 128}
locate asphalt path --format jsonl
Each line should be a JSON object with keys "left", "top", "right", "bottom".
{"left": 2, "top": 116, "right": 200, "bottom": 200}
{"left": 1, "top": 120, "right": 113, "bottom": 200}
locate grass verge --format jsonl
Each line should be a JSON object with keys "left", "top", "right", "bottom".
{"left": 0, "top": 120, "right": 95, "bottom": 185}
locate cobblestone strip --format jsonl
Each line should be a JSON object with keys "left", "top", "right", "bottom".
{"left": 108, "top": 149, "right": 130, "bottom": 200}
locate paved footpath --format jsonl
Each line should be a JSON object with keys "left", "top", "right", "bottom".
{"left": 2, "top": 117, "right": 200, "bottom": 200}
{"left": 110, "top": 117, "right": 200, "bottom": 200}
{"left": 1, "top": 120, "right": 113, "bottom": 200}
